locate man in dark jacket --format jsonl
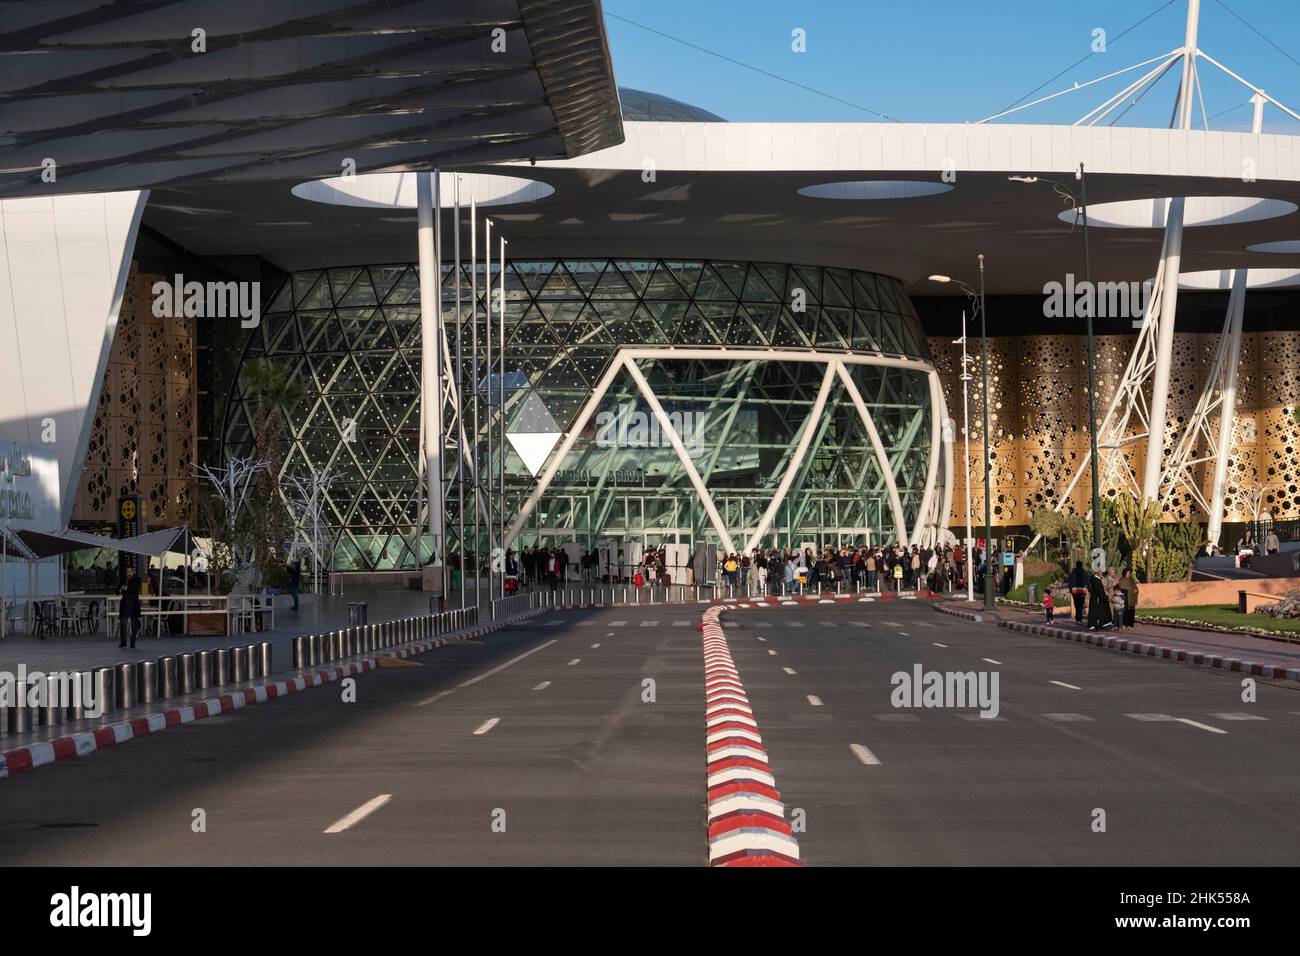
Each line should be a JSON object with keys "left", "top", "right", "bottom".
{"left": 119, "top": 565, "right": 142, "bottom": 649}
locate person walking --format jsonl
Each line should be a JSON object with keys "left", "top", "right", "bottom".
{"left": 1068, "top": 560, "right": 1088, "bottom": 625}
{"left": 287, "top": 557, "right": 301, "bottom": 611}
{"left": 1086, "top": 569, "right": 1112, "bottom": 630}
{"left": 1118, "top": 566, "right": 1139, "bottom": 629}
{"left": 119, "top": 564, "right": 142, "bottom": 649}
{"left": 1265, "top": 529, "right": 1280, "bottom": 555}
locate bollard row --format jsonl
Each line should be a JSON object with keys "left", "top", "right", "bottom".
{"left": 287, "top": 605, "right": 479, "bottom": 676}
{"left": 0, "top": 641, "right": 273, "bottom": 737}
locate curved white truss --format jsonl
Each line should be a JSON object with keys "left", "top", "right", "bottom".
{"left": 504, "top": 347, "right": 950, "bottom": 552}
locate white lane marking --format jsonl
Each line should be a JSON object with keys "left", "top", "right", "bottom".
{"left": 473, "top": 717, "right": 500, "bottom": 735}
{"left": 882, "top": 621, "right": 902, "bottom": 627}
{"left": 591, "top": 643, "right": 601, "bottom": 648}
{"left": 767, "top": 649, "right": 778, "bottom": 656}
{"left": 1208, "top": 712, "right": 1266, "bottom": 721}
{"left": 533, "top": 681, "right": 550, "bottom": 691}
{"left": 567, "top": 658, "right": 581, "bottom": 666}
{"left": 1050, "top": 680, "right": 1082, "bottom": 690}
{"left": 982, "top": 658, "right": 1002, "bottom": 665}
{"left": 1175, "top": 717, "right": 1228, "bottom": 735}
{"left": 783, "top": 667, "right": 797, "bottom": 675}
{"left": 1125, "top": 713, "right": 1174, "bottom": 721}
{"left": 753, "top": 621, "right": 772, "bottom": 628}
{"left": 849, "top": 621, "right": 869, "bottom": 627}
{"left": 673, "top": 620, "right": 691, "bottom": 626}
{"left": 757, "top": 636, "right": 767, "bottom": 642}
{"left": 640, "top": 620, "right": 658, "bottom": 626}
{"left": 324, "top": 794, "right": 392, "bottom": 833}
{"left": 611, "top": 621, "right": 627, "bottom": 627}
{"left": 415, "top": 689, "right": 455, "bottom": 706}
{"left": 789, "top": 621, "right": 805, "bottom": 628}
{"left": 898, "top": 631, "right": 909, "bottom": 637}
{"left": 807, "top": 695, "right": 823, "bottom": 706}
{"left": 820, "top": 621, "right": 838, "bottom": 628}
{"left": 850, "top": 744, "right": 881, "bottom": 766}
{"left": 447, "top": 639, "right": 560, "bottom": 694}
{"left": 933, "top": 643, "right": 948, "bottom": 648}
{"left": 1042, "top": 713, "right": 1094, "bottom": 722}
{"left": 917, "top": 621, "right": 935, "bottom": 627}
{"left": 605, "top": 632, "right": 614, "bottom": 637}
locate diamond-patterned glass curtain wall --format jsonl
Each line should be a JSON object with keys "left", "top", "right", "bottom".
{"left": 221, "top": 259, "right": 935, "bottom": 571}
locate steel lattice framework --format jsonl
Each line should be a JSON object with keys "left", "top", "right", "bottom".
{"left": 222, "top": 258, "right": 945, "bottom": 572}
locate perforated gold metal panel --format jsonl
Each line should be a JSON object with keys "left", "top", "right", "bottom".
{"left": 72, "top": 264, "right": 197, "bottom": 527}
{"left": 930, "top": 331, "right": 1300, "bottom": 527}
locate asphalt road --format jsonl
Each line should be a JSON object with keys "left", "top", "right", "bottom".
{"left": 1, "top": 599, "right": 1297, "bottom": 866}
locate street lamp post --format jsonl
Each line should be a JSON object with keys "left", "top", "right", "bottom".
{"left": 1011, "top": 166, "right": 1102, "bottom": 557}
{"left": 977, "top": 255, "right": 995, "bottom": 610}
{"left": 929, "top": 262, "right": 996, "bottom": 609}
{"left": 956, "top": 312, "right": 975, "bottom": 602}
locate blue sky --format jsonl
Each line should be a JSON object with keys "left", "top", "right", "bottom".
{"left": 604, "top": 0, "right": 1300, "bottom": 132}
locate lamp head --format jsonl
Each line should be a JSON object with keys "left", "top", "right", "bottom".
{"left": 1008, "top": 175, "right": 1038, "bottom": 184}
{"left": 928, "top": 274, "right": 952, "bottom": 284}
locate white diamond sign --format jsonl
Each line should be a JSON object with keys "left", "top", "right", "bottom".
{"left": 507, "top": 392, "right": 562, "bottom": 477}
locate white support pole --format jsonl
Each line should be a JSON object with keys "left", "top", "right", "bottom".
{"left": 1206, "top": 269, "right": 1248, "bottom": 548}
{"left": 1142, "top": 0, "right": 1200, "bottom": 503}
{"left": 834, "top": 360, "right": 909, "bottom": 544}
{"left": 623, "top": 359, "right": 738, "bottom": 555}
{"left": 470, "top": 198, "right": 480, "bottom": 607}
{"left": 744, "top": 364, "right": 837, "bottom": 553}
{"left": 417, "top": 171, "right": 444, "bottom": 566}
{"left": 1206, "top": 96, "right": 1260, "bottom": 548}
{"left": 911, "top": 370, "right": 946, "bottom": 545}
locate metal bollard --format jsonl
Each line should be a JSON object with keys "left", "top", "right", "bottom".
{"left": 179, "top": 653, "right": 196, "bottom": 694}
{"left": 136, "top": 660, "right": 157, "bottom": 705}
{"left": 63, "top": 671, "right": 87, "bottom": 721}
{"left": 322, "top": 632, "right": 334, "bottom": 662}
{"left": 196, "top": 650, "right": 213, "bottom": 690}
{"left": 259, "top": 642, "right": 273, "bottom": 676}
{"left": 292, "top": 636, "right": 306, "bottom": 669}
{"left": 34, "top": 675, "right": 60, "bottom": 727}
{"left": 244, "top": 644, "right": 260, "bottom": 679}
{"left": 6, "top": 696, "right": 32, "bottom": 734}
{"left": 308, "top": 633, "right": 320, "bottom": 666}
{"left": 213, "top": 648, "right": 230, "bottom": 687}
{"left": 228, "top": 645, "right": 246, "bottom": 683}
{"left": 115, "top": 662, "right": 136, "bottom": 710}
{"left": 337, "top": 630, "right": 347, "bottom": 658}
{"left": 158, "top": 656, "right": 178, "bottom": 700}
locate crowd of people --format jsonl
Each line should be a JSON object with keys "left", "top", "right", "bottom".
{"left": 714, "top": 542, "right": 997, "bottom": 595}
{"left": 508, "top": 541, "right": 1006, "bottom": 595}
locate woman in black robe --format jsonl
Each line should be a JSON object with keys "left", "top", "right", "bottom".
{"left": 1086, "top": 571, "right": 1112, "bottom": 630}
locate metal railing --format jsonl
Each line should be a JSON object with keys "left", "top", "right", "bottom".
{"left": 517, "top": 577, "right": 952, "bottom": 608}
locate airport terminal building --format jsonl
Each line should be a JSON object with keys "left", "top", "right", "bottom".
{"left": 4, "top": 2, "right": 1300, "bottom": 582}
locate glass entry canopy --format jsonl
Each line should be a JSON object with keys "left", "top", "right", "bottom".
{"left": 224, "top": 258, "right": 944, "bottom": 571}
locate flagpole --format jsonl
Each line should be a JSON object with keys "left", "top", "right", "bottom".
{"left": 498, "top": 235, "right": 507, "bottom": 601}
{"left": 454, "top": 177, "right": 466, "bottom": 609}
{"left": 470, "top": 198, "right": 481, "bottom": 611}
{"left": 484, "top": 217, "right": 494, "bottom": 606}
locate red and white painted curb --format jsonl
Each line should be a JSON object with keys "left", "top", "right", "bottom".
{"left": 702, "top": 603, "right": 801, "bottom": 867}
{"left": 0, "top": 607, "right": 548, "bottom": 779}
{"left": 1000, "top": 618, "right": 1300, "bottom": 681}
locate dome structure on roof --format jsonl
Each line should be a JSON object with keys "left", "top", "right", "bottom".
{"left": 618, "top": 87, "right": 725, "bottom": 122}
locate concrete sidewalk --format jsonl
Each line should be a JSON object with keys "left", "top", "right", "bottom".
{"left": 937, "top": 599, "right": 1300, "bottom": 673}
{"left": 0, "top": 588, "right": 481, "bottom": 678}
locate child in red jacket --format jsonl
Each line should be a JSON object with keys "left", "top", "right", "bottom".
{"left": 1042, "top": 589, "right": 1055, "bottom": 623}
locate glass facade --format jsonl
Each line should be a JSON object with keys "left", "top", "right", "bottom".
{"left": 223, "top": 259, "right": 937, "bottom": 571}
